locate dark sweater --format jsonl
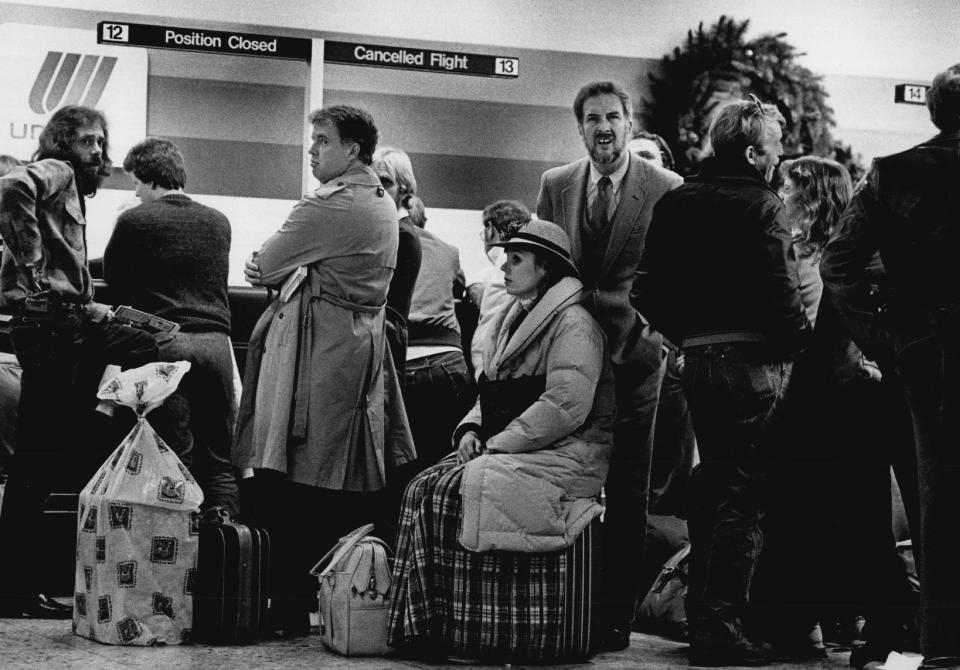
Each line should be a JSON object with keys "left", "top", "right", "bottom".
{"left": 386, "top": 216, "right": 422, "bottom": 323}
{"left": 103, "top": 193, "right": 231, "bottom": 334}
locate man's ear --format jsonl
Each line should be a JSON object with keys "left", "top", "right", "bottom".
{"left": 347, "top": 141, "right": 360, "bottom": 161}
{"left": 744, "top": 145, "right": 758, "bottom": 166}
{"left": 577, "top": 123, "right": 585, "bottom": 139}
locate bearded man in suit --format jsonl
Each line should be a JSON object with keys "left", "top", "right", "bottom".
{"left": 536, "top": 81, "right": 682, "bottom": 651}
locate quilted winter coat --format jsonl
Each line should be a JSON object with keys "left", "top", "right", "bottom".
{"left": 458, "top": 275, "right": 615, "bottom": 552}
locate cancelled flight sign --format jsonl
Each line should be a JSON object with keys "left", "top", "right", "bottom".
{"left": 325, "top": 41, "right": 519, "bottom": 78}
{"left": 98, "top": 22, "right": 311, "bottom": 61}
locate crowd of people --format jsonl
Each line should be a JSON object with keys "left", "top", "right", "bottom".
{"left": 0, "top": 60, "right": 958, "bottom": 670}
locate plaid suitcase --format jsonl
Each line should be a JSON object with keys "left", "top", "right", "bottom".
{"left": 193, "top": 520, "right": 270, "bottom": 643}
{"left": 446, "top": 516, "right": 601, "bottom": 662}
{"left": 562, "top": 517, "right": 600, "bottom": 658}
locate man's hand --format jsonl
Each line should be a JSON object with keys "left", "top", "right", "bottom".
{"left": 85, "top": 301, "right": 114, "bottom": 323}
{"left": 244, "top": 252, "right": 263, "bottom": 286}
{"left": 456, "top": 431, "right": 484, "bottom": 465}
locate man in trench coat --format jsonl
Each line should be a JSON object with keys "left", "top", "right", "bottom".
{"left": 235, "top": 104, "right": 415, "bottom": 636}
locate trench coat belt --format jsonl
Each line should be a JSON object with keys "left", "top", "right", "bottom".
{"left": 290, "top": 290, "right": 387, "bottom": 439}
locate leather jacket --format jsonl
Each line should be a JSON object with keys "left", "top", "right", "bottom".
{"left": 0, "top": 159, "right": 93, "bottom": 308}
{"left": 633, "top": 156, "right": 812, "bottom": 355}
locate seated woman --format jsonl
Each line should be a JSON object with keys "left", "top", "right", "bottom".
{"left": 388, "top": 220, "right": 615, "bottom": 662}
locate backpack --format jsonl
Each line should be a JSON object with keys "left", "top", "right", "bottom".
{"left": 634, "top": 544, "right": 690, "bottom": 641}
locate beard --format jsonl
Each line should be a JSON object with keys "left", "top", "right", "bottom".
{"left": 589, "top": 145, "right": 623, "bottom": 166}
{"left": 73, "top": 160, "right": 107, "bottom": 196}
{"left": 585, "top": 131, "right": 625, "bottom": 168}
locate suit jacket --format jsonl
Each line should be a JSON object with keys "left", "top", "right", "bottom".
{"left": 536, "top": 153, "right": 682, "bottom": 375}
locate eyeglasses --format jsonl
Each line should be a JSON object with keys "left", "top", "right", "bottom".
{"left": 747, "top": 93, "right": 765, "bottom": 118}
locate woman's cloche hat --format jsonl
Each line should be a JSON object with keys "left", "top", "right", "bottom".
{"left": 490, "top": 219, "right": 580, "bottom": 279}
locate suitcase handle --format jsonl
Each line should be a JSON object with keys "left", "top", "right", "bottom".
{"left": 201, "top": 505, "right": 232, "bottom": 525}
{"left": 309, "top": 523, "right": 379, "bottom": 579}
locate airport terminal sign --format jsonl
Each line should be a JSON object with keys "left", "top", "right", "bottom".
{"left": 0, "top": 24, "right": 146, "bottom": 162}
{"left": 895, "top": 84, "right": 929, "bottom": 105}
{"left": 325, "top": 41, "right": 519, "bottom": 78}
{"left": 98, "top": 22, "right": 311, "bottom": 61}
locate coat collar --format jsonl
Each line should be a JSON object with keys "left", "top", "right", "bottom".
{"left": 924, "top": 130, "right": 960, "bottom": 147}
{"left": 313, "top": 163, "right": 382, "bottom": 197}
{"left": 689, "top": 156, "right": 776, "bottom": 192}
{"left": 491, "top": 276, "right": 584, "bottom": 372}
{"left": 559, "top": 154, "right": 651, "bottom": 277}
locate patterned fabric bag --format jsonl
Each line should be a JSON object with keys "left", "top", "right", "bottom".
{"left": 72, "top": 361, "right": 203, "bottom": 646}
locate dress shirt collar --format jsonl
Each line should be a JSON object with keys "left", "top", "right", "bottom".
{"left": 589, "top": 153, "right": 630, "bottom": 193}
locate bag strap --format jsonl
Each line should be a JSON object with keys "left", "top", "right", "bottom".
{"left": 308, "top": 523, "right": 376, "bottom": 579}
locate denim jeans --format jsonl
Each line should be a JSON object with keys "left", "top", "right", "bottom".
{"left": 403, "top": 350, "right": 476, "bottom": 469}
{"left": 898, "top": 336, "right": 960, "bottom": 658}
{"left": 0, "top": 315, "right": 157, "bottom": 601}
{"left": 144, "top": 331, "right": 240, "bottom": 517}
{"left": 681, "top": 343, "right": 792, "bottom": 643}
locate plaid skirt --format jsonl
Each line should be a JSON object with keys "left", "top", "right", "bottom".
{"left": 388, "top": 455, "right": 575, "bottom": 661}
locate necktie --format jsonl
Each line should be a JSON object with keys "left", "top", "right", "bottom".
{"left": 590, "top": 176, "right": 611, "bottom": 234}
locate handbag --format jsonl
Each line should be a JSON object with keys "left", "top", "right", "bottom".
{"left": 308, "top": 524, "right": 393, "bottom": 656}
{"left": 634, "top": 544, "right": 690, "bottom": 641}
{"left": 477, "top": 372, "right": 546, "bottom": 440}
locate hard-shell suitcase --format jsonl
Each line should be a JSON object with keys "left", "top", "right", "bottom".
{"left": 194, "top": 517, "right": 270, "bottom": 643}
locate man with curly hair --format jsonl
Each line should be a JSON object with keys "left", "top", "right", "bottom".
{"left": 0, "top": 106, "right": 157, "bottom": 618}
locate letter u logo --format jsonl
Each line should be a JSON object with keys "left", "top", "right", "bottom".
{"left": 28, "top": 52, "right": 117, "bottom": 114}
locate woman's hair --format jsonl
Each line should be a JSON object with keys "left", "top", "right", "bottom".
{"left": 780, "top": 156, "right": 853, "bottom": 259}
{"left": 403, "top": 193, "right": 427, "bottom": 228}
{"left": 372, "top": 146, "right": 426, "bottom": 227}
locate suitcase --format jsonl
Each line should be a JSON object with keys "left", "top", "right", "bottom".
{"left": 446, "top": 515, "right": 601, "bottom": 662}
{"left": 561, "top": 515, "right": 601, "bottom": 658}
{"left": 194, "top": 519, "right": 270, "bottom": 643}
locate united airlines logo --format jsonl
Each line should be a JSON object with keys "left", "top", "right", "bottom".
{"left": 28, "top": 52, "right": 117, "bottom": 114}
